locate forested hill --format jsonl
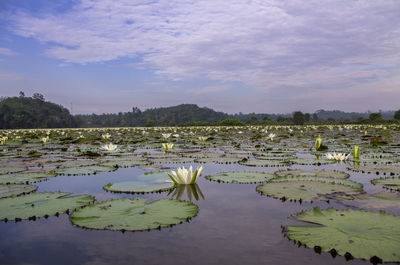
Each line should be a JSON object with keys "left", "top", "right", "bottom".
{"left": 1, "top": 96, "right": 399, "bottom": 129}
{"left": 0, "top": 95, "right": 76, "bottom": 129}
{"left": 75, "top": 104, "right": 229, "bottom": 127}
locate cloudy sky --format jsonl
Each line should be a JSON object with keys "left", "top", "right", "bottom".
{"left": 0, "top": 0, "right": 399, "bottom": 114}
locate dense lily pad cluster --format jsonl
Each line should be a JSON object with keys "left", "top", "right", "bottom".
{"left": 0, "top": 124, "right": 399, "bottom": 262}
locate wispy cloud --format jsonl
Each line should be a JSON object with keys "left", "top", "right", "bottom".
{"left": 5, "top": 0, "right": 400, "bottom": 103}
{"left": 0, "top": 47, "right": 17, "bottom": 56}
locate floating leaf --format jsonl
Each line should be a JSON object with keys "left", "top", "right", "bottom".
{"left": 285, "top": 208, "right": 400, "bottom": 262}
{"left": 333, "top": 191, "right": 400, "bottom": 212}
{"left": 256, "top": 176, "right": 363, "bottom": 201}
{"left": 350, "top": 165, "right": 400, "bottom": 176}
{"left": 70, "top": 198, "right": 198, "bottom": 231}
{"left": 0, "top": 184, "right": 38, "bottom": 198}
{"left": 0, "top": 171, "right": 56, "bottom": 184}
{"left": 205, "top": 171, "right": 274, "bottom": 183}
{"left": 103, "top": 171, "right": 175, "bottom": 193}
{"left": 0, "top": 192, "right": 94, "bottom": 221}
{"left": 274, "top": 169, "right": 349, "bottom": 179}
{"left": 371, "top": 177, "right": 400, "bottom": 191}
{"left": 239, "top": 159, "right": 288, "bottom": 167}
{"left": 55, "top": 165, "right": 116, "bottom": 175}
{"left": 287, "top": 158, "right": 335, "bottom": 165}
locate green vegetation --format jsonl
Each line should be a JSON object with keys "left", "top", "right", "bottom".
{"left": 0, "top": 95, "right": 76, "bottom": 129}
{"left": 1, "top": 94, "right": 399, "bottom": 128}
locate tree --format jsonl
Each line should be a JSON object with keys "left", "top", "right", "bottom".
{"left": 312, "top": 113, "right": 319, "bottom": 122}
{"left": 304, "top": 113, "right": 310, "bottom": 123}
{"left": 19, "top": 91, "right": 25, "bottom": 98}
{"left": 369, "top": 112, "right": 382, "bottom": 121}
{"left": 292, "top": 111, "right": 305, "bottom": 125}
{"left": 394, "top": 110, "right": 400, "bottom": 120}
{"left": 33, "top": 93, "right": 45, "bottom": 101}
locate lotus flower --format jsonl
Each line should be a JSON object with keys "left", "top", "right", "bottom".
{"left": 315, "top": 135, "right": 322, "bottom": 151}
{"left": 102, "top": 133, "right": 111, "bottom": 140}
{"left": 268, "top": 133, "right": 276, "bottom": 141}
{"left": 101, "top": 143, "right": 118, "bottom": 151}
{"left": 162, "top": 143, "right": 175, "bottom": 152}
{"left": 167, "top": 166, "right": 204, "bottom": 184}
{"left": 325, "top": 152, "right": 350, "bottom": 161}
{"left": 162, "top": 133, "right": 171, "bottom": 139}
{"left": 353, "top": 146, "right": 360, "bottom": 159}
{"left": 198, "top": 136, "right": 208, "bottom": 142}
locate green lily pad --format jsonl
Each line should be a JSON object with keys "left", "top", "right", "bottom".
{"left": 285, "top": 207, "right": 400, "bottom": 262}
{"left": 103, "top": 171, "right": 175, "bottom": 193}
{"left": 194, "top": 157, "right": 243, "bottom": 164}
{"left": 205, "top": 171, "right": 275, "bottom": 183}
{"left": 274, "top": 169, "right": 349, "bottom": 179}
{"left": 0, "top": 166, "right": 26, "bottom": 174}
{"left": 350, "top": 165, "right": 400, "bottom": 176}
{"left": 256, "top": 176, "right": 363, "bottom": 202}
{"left": 371, "top": 177, "right": 400, "bottom": 191}
{"left": 0, "top": 184, "right": 38, "bottom": 198}
{"left": 70, "top": 198, "right": 198, "bottom": 231}
{"left": 99, "top": 159, "right": 150, "bottom": 168}
{"left": 55, "top": 165, "right": 116, "bottom": 176}
{"left": 333, "top": 191, "right": 400, "bottom": 212}
{"left": 0, "top": 192, "right": 94, "bottom": 221}
{"left": 288, "top": 158, "right": 335, "bottom": 165}
{"left": 239, "top": 159, "right": 289, "bottom": 167}
{"left": 0, "top": 171, "right": 56, "bottom": 184}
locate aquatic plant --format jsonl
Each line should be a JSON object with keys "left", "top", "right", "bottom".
{"left": 101, "top": 143, "right": 118, "bottom": 151}
{"left": 325, "top": 152, "right": 350, "bottom": 161}
{"left": 162, "top": 143, "right": 175, "bottom": 152}
{"left": 167, "top": 166, "right": 203, "bottom": 184}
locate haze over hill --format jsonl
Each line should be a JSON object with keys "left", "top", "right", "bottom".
{"left": 1, "top": 95, "right": 399, "bottom": 129}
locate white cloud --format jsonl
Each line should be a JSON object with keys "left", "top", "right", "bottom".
{"left": 0, "top": 47, "right": 17, "bottom": 56}
{"left": 7, "top": 0, "right": 400, "bottom": 92}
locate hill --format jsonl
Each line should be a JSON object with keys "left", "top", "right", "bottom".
{"left": 0, "top": 95, "right": 76, "bottom": 129}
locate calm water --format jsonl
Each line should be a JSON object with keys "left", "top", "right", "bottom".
{"left": 0, "top": 163, "right": 395, "bottom": 265}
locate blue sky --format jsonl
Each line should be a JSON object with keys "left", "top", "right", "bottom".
{"left": 0, "top": 0, "right": 399, "bottom": 114}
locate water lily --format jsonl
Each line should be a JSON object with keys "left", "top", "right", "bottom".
{"left": 315, "top": 135, "right": 322, "bottom": 151}
{"left": 41, "top": 136, "right": 49, "bottom": 143}
{"left": 353, "top": 146, "right": 360, "bottom": 159}
{"left": 268, "top": 133, "right": 276, "bottom": 141}
{"left": 162, "top": 143, "right": 175, "bottom": 152}
{"left": 102, "top": 133, "right": 111, "bottom": 140}
{"left": 198, "top": 136, "right": 208, "bottom": 142}
{"left": 0, "top": 136, "right": 7, "bottom": 145}
{"left": 167, "top": 166, "right": 204, "bottom": 184}
{"left": 101, "top": 143, "right": 118, "bottom": 151}
{"left": 325, "top": 152, "right": 350, "bottom": 161}
{"left": 162, "top": 133, "right": 171, "bottom": 139}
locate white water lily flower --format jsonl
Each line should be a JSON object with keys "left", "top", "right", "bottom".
{"left": 325, "top": 152, "right": 350, "bottom": 161}
{"left": 162, "top": 133, "right": 171, "bottom": 139}
{"left": 41, "top": 136, "right": 49, "bottom": 143}
{"left": 268, "top": 133, "right": 276, "bottom": 141}
{"left": 102, "top": 133, "right": 111, "bottom": 140}
{"left": 101, "top": 143, "right": 118, "bottom": 151}
{"left": 162, "top": 143, "right": 175, "bottom": 152}
{"left": 0, "top": 136, "right": 7, "bottom": 145}
{"left": 167, "top": 166, "right": 204, "bottom": 184}
{"left": 198, "top": 136, "right": 208, "bottom": 142}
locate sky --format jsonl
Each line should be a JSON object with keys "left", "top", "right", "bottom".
{"left": 0, "top": 0, "right": 399, "bottom": 115}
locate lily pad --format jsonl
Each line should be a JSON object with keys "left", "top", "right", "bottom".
{"left": 103, "top": 171, "right": 175, "bottom": 193}
{"left": 371, "top": 177, "right": 400, "bottom": 191}
{"left": 350, "top": 165, "right": 400, "bottom": 176}
{"left": 285, "top": 207, "right": 400, "bottom": 262}
{"left": 0, "top": 192, "right": 94, "bottom": 221}
{"left": 205, "top": 171, "right": 275, "bottom": 184}
{"left": 256, "top": 176, "right": 363, "bottom": 202}
{"left": 274, "top": 169, "right": 349, "bottom": 179}
{"left": 55, "top": 165, "right": 116, "bottom": 176}
{"left": 0, "top": 184, "right": 38, "bottom": 198}
{"left": 288, "top": 158, "right": 335, "bottom": 165}
{"left": 0, "top": 171, "right": 56, "bottom": 184}
{"left": 70, "top": 198, "right": 198, "bottom": 231}
{"left": 239, "top": 159, "right": 289, "bottom": 167}
{"left": 333, "top": 191, "right": 400, "bottom": 212}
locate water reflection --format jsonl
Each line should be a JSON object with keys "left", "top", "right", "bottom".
{"left": 168, "top": 184, "right": 205, "bottom": 201}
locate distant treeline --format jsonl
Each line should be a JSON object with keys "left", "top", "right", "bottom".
{"left": 1, "top": 94, "right": 399, "bottom": 129}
